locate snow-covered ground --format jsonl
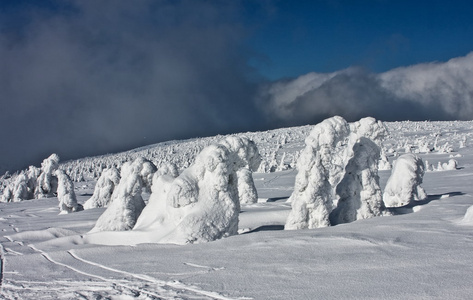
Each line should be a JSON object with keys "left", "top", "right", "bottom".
{"left": 2, "top": 120, "right": 473, "bottom": 299}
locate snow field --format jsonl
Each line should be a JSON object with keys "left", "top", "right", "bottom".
{"left": 1, "top": 120, "right": 473, "bottom": 298}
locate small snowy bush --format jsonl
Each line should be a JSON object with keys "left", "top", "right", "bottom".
{"left": 383, "top": 153, "right": 427, "bottom": 207}
{"left": 440, "top": 159, "right": 458, "bottom": 171}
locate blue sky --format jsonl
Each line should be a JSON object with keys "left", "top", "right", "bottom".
{"left": 0, "top": 0, "right": 473, "bottom": 173}
{"left": 246, "top": 0, "right": 473, "bottom": 79}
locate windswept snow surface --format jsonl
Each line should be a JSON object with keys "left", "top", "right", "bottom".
{"left": 1, "top": 121, "right": 473, "bottom": 299}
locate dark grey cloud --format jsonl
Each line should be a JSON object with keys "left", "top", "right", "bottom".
{"left": 0, "top": 0, "right": 263, "bottom": 173}
{"left": 259, "top": 53, "right": 473, "bottom": 127}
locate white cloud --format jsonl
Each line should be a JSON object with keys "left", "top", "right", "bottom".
{"left": 260, "top": 52, "right": 473, "bottom": 124}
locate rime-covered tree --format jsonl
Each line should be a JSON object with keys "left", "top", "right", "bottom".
{"left": 383, "top": 153, "right": 427, "bottom": 207}
{"left": 34, "top": 154, "right": 60, "bottom": 199}
{"left": 330, "top": 118, "right": 388, "bottom": 224}
{"left": 83, "top": 167, "right": 120, "bottom": 209}
{"left": 286, "top": 116, "right": 388, "bottom": 229}
{"left": 90, "top": 158, "right": 156, "bottom": 232}
{"left": 285, "top": 116, "right": 351, "bottom": 230}
{"left": 56, "top": 169, "right": 83, "bottom": 214}
{"left": 133, "top": 136, "right": 260, "bottom": 244}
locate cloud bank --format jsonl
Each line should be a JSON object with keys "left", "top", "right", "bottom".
{"left": 259, "top": 52, "right": 473, "bottom": 126}
{"left": 0, "top": 0, "right": 261, "bottom": 173}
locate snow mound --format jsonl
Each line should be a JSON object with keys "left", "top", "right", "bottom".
{"left": 461, "top": 205, "right": 473, "bottom": 225}
{"left": 383, "top": 153, "right": 427, "bottom": 207}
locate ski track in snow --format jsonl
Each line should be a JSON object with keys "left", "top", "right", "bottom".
{"left": 0, "top": 232, "right": 241, "bottom": 299}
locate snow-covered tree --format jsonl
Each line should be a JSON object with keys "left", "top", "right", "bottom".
{"left": 218, "top": 136, "right": 262, "bottom": 205}
{"left": 286, "top": 116, "right": 388, "bottom": 229}
{"left": 132, "top": 169, "right": 179, "bottom": 231}
{"left": 383, "top": 153, "right": 427, "bottom": 207}
{"left": 155, "top": 162, "right": 179, "bottom": 178}
{"left": 286, "top": 116, "right": 351, "bottom": 230}
{"left": 12, "top": 173, "right": 29, "bottom": 202}
{"left": 34, "top": 154, "right": 60, "bottom": 199}
{"left": 90, "top": 157, "right": 156, "bottom": 232}
{"left": 330, "top": 117, "right": 388, "bottom": 224}
{"left": 83, "top": 167, "right": 120, "bottom": 209}
{"left": 56, "top": 169, "right": 83, "bottom": 214}
{"left": 237, "top": 167, "right": 259, "bottom": 204}
{"left": 133, "top": 136, "right": 260, "bottom": 244}
{"left": 330, "top": 138, "right": 385, "bottom": 224}
{"left": 25, "top": 166, "right": 41, "bottom": 199}
{"left": 1, "top": 184, "right": 13, "bottom": 202}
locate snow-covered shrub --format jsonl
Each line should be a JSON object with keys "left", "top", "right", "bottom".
{"left": 83, "top": 167, "right": 120, "bottom": 209}
{"left": 34, "top": 154, "right": 60, "bottom": 199}
{"left": 286, "top": 116, "right": 351, "bottom": 230}
{"left": 459, "top": 136, "right": 467, "bottom": 149}
{"left": 55, "top": 169, "right": 83, "bottom": 214}
{"left": 417, "top": 140, "right": 432, "bottom": 153}
{"left": 378, "top": 150, "right": 392, "bottom": 170}
{"left": 424, "top": 160, "right": 434, "bottom": 172}
{"left": 90, "top": 158, "right": 156, "bottom": 232}
{"left": 440, "top": 159, "right": 458, "bottom": 171}
{"left": 133, "top": 136, "right": 260, "bottom": 244}
{"left": 437, "top": 142, "right": 454, "bottom": 154}
{"left": 383, "top": 153, "right": 427, "bottom": 207}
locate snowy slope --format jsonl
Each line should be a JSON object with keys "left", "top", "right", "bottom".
{"left": 1, "top": 120, "right": 473, "bottom": 299}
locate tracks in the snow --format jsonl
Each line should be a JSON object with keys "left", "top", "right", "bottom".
{"left": 1, "top": 239, "right": 238, "bottom": 300}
